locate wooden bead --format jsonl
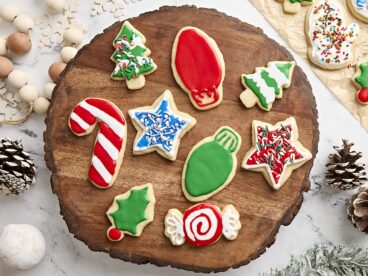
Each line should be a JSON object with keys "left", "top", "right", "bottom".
{"left": 48, "top": 62, "right": 66, "bottom": 82}
{"left": 13, "top": 15, "right": 34, "bottom": 33}
{"left": 45, "top": 0, "right": 65, "bottom": 14}
{"left": 63, "top": 29, "right": 83, "bottom": 46}
{"left": 0, "top": 37, "right": 7, "bottom": 56}
{"left": 60, "top": 46, "right": 78, "bottom": 63}
{"left": 33, "top": 97, "right": 50, "bottom": 114}
{"left": 0, "top": 4, "right": 19, "bottom": 22}
{"left": 19, "top": 85, "right": 39, "bottom": 103}
{"left": 0, "top": 56, "right": 13, "bottom": 78}
{"left": 7, "top": 32, "right": 32, "bottom": 55}
{"left": 43, "top": 82, "right": 56, "bottom": 100}
{"left": 8, "top": 70, "right": 28, "bottom": 88}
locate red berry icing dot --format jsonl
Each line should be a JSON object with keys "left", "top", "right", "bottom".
{"left": 108, "top": 227, "right": 122, "bottom": 241}
{"left": 357, "top": 88, "right": 368, "bottom": 104}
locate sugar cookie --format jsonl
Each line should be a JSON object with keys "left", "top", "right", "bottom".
{"left": 106, "top": 184, "right": 155, "bottom": 242}
{"left": 164, "top": 203, "right": 241, "bottom": 247}
{"left": 172, "top": 27, "right": 225, "bottom": 110}
{"left": 242, "top": 117, "right": 312, "bottom": 190}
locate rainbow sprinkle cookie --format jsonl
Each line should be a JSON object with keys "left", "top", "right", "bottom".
{"left": 306, "top": 0, "right": 359, "bottom": 70}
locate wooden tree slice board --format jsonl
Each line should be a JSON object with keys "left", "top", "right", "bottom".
{"left": 44, "top": 6, "right": 319, "bottom": 273}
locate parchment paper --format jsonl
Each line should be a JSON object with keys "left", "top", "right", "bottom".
{"left": 250, "top": 0, "right": 368, "bottom": 130}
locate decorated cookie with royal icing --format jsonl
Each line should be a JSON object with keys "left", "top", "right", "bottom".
{"left": 164, "top": 203, "right": 241, "bottom": 247}
{"left": 68, "top": 98, "right": 127, "bottom": 189}
{"left": 242, "top": 117, "right": 312, "bottom": 190}
{"left": 111, "top": 21, "right": 157, "bottom": 90}
{"left": 277, "top": 0, "right": 314, "bottom": 14}
{"left": 240, "top": 61, "right": 296, "bottom": 111}
{"left": 129, "top": 90, "right": 196, "bottom": 161}
{"left": 182, "top": 126, "right": 241, "bottom": 202}
{"left": 172, "top": 26, "right": 225, "bottom": 110}
{"left": 353, "top": 57, "right": 368, "bottom": 104}
{"left": 347, "top": 0, "right": 368, "bottom": 23}
{"left": 106, "top": 184, "right": 155, "bottom": 242}
{"left": 306, "top": 0, "right": 359, "bottom": 70}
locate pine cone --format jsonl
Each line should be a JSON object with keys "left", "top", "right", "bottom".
{"left": 0, "top": 138, "right": 36, "bottom": 195}
{"left": 347, "top": 187, "right": 368, "bottom": 233}
{"left": 325, "top": 139, "right": 367, "bottom": 190}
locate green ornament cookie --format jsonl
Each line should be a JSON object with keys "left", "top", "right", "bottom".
{"left": 106, "top": 184, "right": 155, "bottom": 242}
{"left": 182, "top": 126, "right": 242, "bottom": 202}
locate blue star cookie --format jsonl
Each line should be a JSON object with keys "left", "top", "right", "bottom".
{"left": 129, "top": 90, "right": 197, "bottom": 161}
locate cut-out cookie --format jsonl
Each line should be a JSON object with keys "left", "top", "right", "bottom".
{"left": 129, "top": 90, "right": 196, "bottom": 161}
{"left": 240, "top": 61, "right": 296, "bottom": 111}
{"left": 347, "top": 0, "right": 368, "bottom": 23}
{"left": 106, "top": 184, "right": 155, "bottom": 242}
{"left": 164, "top": 203, "right": 241, "bottom": 247}
{"left": 277, "top": 0, "right": 314, "bottom": 14}
{"left": 306, "top": 0, "right": 359, "bottom": 70}
{"left": 111, "top": 21, "right": 157, "bottom": 90}
{"left": 353, "top": 57, "right": 368, "bottom": 104}
{"left": 242, "top": 117, "right": 312, "bottom": 190}
{"left": 68, "top": 98, "right": 127, "bottom": 189}
{"left": 182, "top": 126, "right": 241, "bottom": 202}
{"left": 172, "top": 26, "right": 225, "bottom": 110}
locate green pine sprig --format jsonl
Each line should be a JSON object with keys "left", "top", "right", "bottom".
{"left": 264, "top": 244, "right": 368, "bottom": 276}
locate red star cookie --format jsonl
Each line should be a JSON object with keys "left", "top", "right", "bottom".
{"left": 242, "top": 117, "right": 312, "bottom": 190}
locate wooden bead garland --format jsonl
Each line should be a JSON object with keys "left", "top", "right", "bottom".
{"left": 0, "top": 4, "right": 83, "bottom": 125}
{"left": 45, "top": 0, "right": 65, "bottom": 14}
{"left": 63, "top": 28, "right": 84, "bottom": 46}
{"left": 0, "top": 56, "right": 14, "bottom": 78}
{"left": 48, "top": 62, "right": 67, "bottom": 82}
{"left": 44, "top": 29, "right": 81, "bottom": 100}
{"left": 6, "top": 33, "right": 32, "bottom": 55}
{"left": 0, "top": 4, "right": 34, "bottom": 56}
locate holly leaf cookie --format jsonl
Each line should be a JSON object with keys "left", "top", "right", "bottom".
{"left": 106, "top": 184, "right": 155, "bottom": 242}
{"left": 240, "top": 61, "right": 296, "bottom": 111}
{"left": 128, "top": 90, "right": 196, "bottom": 161}
{"left": 182, "top": 126, "right": 241, "bottom": 202}
{"left": 347, "top": 0, "right": 368, "bottom": 24}
{"left": 164, "top": 203, "right": 241, "bottom": 247}
{"left": 172, "top": 26, "right": 225, "bottom": 110}
{"left": 353, "top": 57, "right": 368, "bottom": 104}
{"left": 277, "top": 0, "right": 314, "bottom": 14}
{"left": 111, "top": 21, "right": 157, "bottom": 90}
{"left": 68, "top": 98, "right": 127, "bottom": 189}
{"left": 306, "top": 0, "right": 359, "bottom": 70}
{"left": 242, "top": 117, "right": 312, "bottom": 190}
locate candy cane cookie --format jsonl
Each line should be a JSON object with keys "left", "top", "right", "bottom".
{"left": 68, "top": 98, "right": 127, "bottom": 188}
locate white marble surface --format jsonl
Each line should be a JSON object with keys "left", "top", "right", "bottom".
{"left": 1, "top": 0, "right": 368, "bottom": 275}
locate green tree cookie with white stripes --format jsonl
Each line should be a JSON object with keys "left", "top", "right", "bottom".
{"left": 277, "top": 0, "right": 314, "bottom": 14}
{"left": 240, "top": 61, "right": 296, "bottom": 111}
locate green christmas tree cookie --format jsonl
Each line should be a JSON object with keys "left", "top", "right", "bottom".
{"left": 111, "top": 21, "right": 157, "bottom": 90}
{"left": 240, "top": 61, "right": 296, "bottom": 111}
{"left": 106, "top": 184, "right": 155, "bottom": 242}
{"left": 277, "top": 0, "right": 314, "bottom": 14}
{"left": 353, "top": 57, "right": 368, "bottom": 105}
{"left": 182, "top": 126, "right": 242, "bottom": 202}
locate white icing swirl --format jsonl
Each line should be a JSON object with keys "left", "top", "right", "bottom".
{"left": 184, "top": 208, "right": 219, "bottom": 242}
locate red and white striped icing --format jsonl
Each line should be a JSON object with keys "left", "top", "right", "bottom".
{"left": 68, "top": 98, "right": 127, "bottom": 188}
{"left": 183, "top": 203, "right": 223, "bottom": 247}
